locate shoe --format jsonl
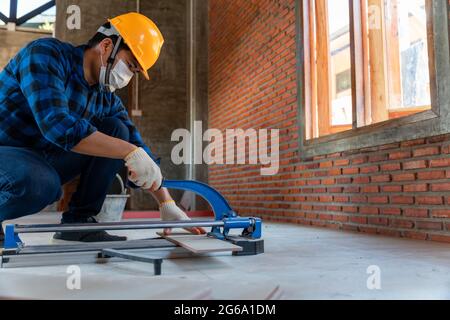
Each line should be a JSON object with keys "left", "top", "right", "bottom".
{"left": 0, "top": 226, "right": 4, "bottom": 247}
{"left": 53, "top": 217, "right": 127, "bottom": 243}
{"left": 53, "top": 230, "right": 127, "bottom": 242}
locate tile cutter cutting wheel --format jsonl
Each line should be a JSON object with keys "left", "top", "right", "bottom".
{"left": 1, "top": 180, "right": 264, "bottom": 273}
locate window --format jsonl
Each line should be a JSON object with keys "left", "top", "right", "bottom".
{"left": 0, "top": 1, "right": 55, "bottom": 32}
{"left": 305, "top": 0, "right": 433, "bottom": 140}
{"left": 299, "top": 0, "right": 450, "bottom": 157}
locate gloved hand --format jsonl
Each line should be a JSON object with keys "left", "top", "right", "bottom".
{"left": 160, "top": 200, "right": 206, "bottom": 235}
{"left": 125, "top": 147, "right": 162, "bottom": 191}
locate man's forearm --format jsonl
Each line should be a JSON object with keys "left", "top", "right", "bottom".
{"left": 72, "top": 131, "right": 136, "bottom": 159}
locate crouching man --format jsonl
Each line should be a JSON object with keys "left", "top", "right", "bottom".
{"left": 0, "top": 12, "right": 204, "bottom": 246}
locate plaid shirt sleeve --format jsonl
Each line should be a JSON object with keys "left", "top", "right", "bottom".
{"left": 18, "top": 42, "right": 97, "bottom": 151}
{"left": 109, "top": 95, "right": 161, "bottom": 165}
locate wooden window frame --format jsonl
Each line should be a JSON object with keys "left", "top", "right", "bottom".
{"left": 297, "top": 0, "right": 450, "bottom": 158}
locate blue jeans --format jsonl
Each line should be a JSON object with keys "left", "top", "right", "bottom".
{"left": 0, "top": 117, "right": 129, "bottom": 224}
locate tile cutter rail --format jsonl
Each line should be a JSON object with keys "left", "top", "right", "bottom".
{"left": 1, "top": 180, "right": 264, "bottom": 273}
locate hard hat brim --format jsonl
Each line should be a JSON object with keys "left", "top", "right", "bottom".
{"left": 141, "top": 69, "right": 150, "bottom": 80}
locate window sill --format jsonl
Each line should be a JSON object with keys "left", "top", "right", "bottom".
{"left": 300, "top": 109, "right": 444, "bottom": 159}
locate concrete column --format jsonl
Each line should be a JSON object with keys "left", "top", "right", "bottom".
{"left": 54, "top": 0, "right": 208, "bottom": 210}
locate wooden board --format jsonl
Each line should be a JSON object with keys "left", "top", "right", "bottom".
{"left": 157, "top": 232, "right": 242, "bottom": 254}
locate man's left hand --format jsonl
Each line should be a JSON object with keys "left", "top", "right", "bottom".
{"left": 159, "top": 200, "right": 206, "bottom": 236}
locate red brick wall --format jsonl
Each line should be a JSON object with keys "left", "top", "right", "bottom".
{"left": 208, "top": 0, "right": 450, "bottom": 243}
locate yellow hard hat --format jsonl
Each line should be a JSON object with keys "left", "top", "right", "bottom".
{"left": 109, "top": 12, "right": 164, "bottom": 80}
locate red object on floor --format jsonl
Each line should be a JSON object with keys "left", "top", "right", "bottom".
{"left": 123, "top": 211, "right": 213, "bottom": 220}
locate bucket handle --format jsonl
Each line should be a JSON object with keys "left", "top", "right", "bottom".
{"left": 115, "top": 174, "right": 126, "bottom": 195}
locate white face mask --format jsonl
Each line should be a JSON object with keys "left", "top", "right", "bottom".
{"left": 98, "top": 47, "right": 134, "bottom": 93}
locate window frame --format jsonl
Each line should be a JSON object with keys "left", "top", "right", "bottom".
{"left": 296, "top": 0, "right": 450, "bottom": 158}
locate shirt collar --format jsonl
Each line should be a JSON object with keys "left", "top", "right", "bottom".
{"left": 73, "top": 45, "right": 99, "bottom": 90}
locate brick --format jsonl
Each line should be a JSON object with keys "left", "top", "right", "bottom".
{"left": 381, "top": 163, "right": 401, "bottom": 171}
{"left": 320, "top": 161, "right": 333, "bottom": 168}
{"left": 328, "top": 168, "right": 342, "bottom": 176}
{"left": 318, "top": 214, "right": 333, "bottom": 221}
{"left": 401, "top": 139, "right": 425, "bottom": 147}
{"left": 334, "top": 159, "right": 349, "bottom": 166}
{"left": 322, "top": 178, "right": 336, "bottom": 185}
{"left": 416, "top": 221, "right": 443, "bottom": 231}
{"left": 431, "top": 210, "right": 450, "bottom": 218}
{"left": 381, "top": 185, "right": 402, "bottom": 192}
{"left": 353, "top": 176, "right": 370, "bottom": 184}
{"left": 389, "top": 151, "right": 411, "bottom": 160}
{"left": 427, "top": 135, "right": 448, "bottom": 143}
{"left": 403, "top": 231, "right": 428, "bottom": 241}
{"left": 403, "top": 184, "right": 428, "bottom": 192}
{"left": 391, "top": 196, "right": 414, "bottom": 205}
{"left": 361, "top": 166, "right": 379, "bottom": 174}
{"left": 368, "top": 196, "right": 389, "bottom": 204}
{"left": 392, "top": 173, "right": 416, "bottom": 182}
{"left": 350, "top": 216, "right": 367, "bottom": 224}
{"left": 403, "top": 208, "right": 429, "bottom": 218}
{"left": 413, "top": 147, "right": 440, "bottom": 157}
{"left": 389, "top": 219, "right": 414, "bottom": 229}
{"left": 334, "top": 196, "right": 349, "bottom": 203}
{"left": 403, "top": 160, "right": 427, "bottom": 170}
{"left": 351, "top": 196, "right": 367, "bottom": 204}
{"left": 369, "top": 154, "right": 388, "bottom": 163}
{"left": 343, "top": 186, "right": 360, "bottom": 193}
{"left": 429, "top": 158, "right": 450, "bottom": 168}
{"left": 429, "top": 234, "right": 450, "bottom": 243}
{"left": 380, "top": 208, "right": 402, "bottom": 216}
{"left": 368, "top": 218, "right": 389, "bottom": 226}
{"left": 342, "top": 206, "right": 358, "bottom": 213}
{"left": 417, "top": 171, "right": 446, "bottom": 180}
{"left": 371, "top": 175, "right": 391, "bottom": 183}
{"left": 336, "top": 178, "right": 352, "bottom": 184}
{"left": 351, "top": 156, "right": 368, "bottom": 165}
{"left": 362, "top": 186, "right": 380, "bottom": 193}
{"left": 430, "top": 182, "right": 450, "bottom": 192}
{"left": 360, "top": 207, "right": 379, "bottom": 215}
{"left": 379, "top": 143, "right": 400, "bottom": 150}
{"left": 416, "top": 196, "right": 443, "bottom": 205}
{"left": 307, "top": 179, "right": 321, "bottom": 186}
{"left": 442, "top": 144, "right": 450, "bottom": 154}
{"left": 333, "top": 215, "right": 349, "bottom": 222}
{"left": 306, "top": 213, "right": 318, "bottom": 220}
{"left": 319, "top": 196, "right": 333, "bottom": 202}
{"left": 343, "top": 167, "right": 359, "bottom": 175}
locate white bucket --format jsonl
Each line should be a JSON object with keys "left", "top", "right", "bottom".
{"left": 97, "top": 174, "right": 130, "bottom": 222}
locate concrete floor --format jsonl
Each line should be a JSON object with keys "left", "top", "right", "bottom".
{"left": 1, "top": 212, "right": 450, "bottom": 300}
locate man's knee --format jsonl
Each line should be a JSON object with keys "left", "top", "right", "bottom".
{"left": 98, "top": 117, "right": 130, "bottom": 141}
{"left": 0, "top": 159, "right": 61, "bottom": 218}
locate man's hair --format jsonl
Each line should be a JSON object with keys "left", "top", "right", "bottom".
{"left": 87, "top": 22, "right": 130, "bottom": 51}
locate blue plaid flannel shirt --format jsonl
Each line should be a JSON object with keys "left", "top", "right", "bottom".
{"left": 0, "top": 38, "right": 159, "bottom": 164}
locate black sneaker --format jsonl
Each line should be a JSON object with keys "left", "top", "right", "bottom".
{"left": 53, "top": 230, "right": 127, "bottom": 242}
{"left": 53, "top": 217, "right": 127, "bottom": 243}
{"left": 0, "top": 226, "right": 4, "bottom": 247}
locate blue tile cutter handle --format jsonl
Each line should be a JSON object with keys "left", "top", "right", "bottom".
{"left": 161, "top": 180, "right": 262, "bottom": 240}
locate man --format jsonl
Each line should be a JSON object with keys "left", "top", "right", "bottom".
{"left": 0, "top": 12, "right": 204, "bottom": 246}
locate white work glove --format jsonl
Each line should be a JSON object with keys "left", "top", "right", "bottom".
{"left": 125, "top": 147, "right": 162, "bottom": 191}
{"left": 159, "top": 200, "right": 206, "bottom": 235}
{"left": 160, "top": 200, "right": 190, "bottom": 221}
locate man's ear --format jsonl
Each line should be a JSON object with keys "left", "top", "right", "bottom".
{"left": 99, "top": 38, "right": 113, "bottom": 54}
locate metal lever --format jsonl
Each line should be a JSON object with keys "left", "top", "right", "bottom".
{"left": 101, "top": 249, "right": 163, "bottom": 275}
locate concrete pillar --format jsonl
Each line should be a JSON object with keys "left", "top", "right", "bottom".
{"left": 54, "top": 0, "right": 208, "bottom": 210}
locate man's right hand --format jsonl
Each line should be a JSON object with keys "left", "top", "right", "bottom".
{"left": 125, "top": 147, "right": 162, "bottom": 191}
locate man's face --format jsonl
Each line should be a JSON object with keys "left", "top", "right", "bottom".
{"left": 98, "top": 38, "right": 142, "bottom": 76}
